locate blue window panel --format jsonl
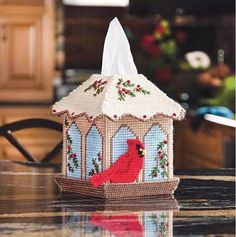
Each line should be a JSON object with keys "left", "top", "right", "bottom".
{"left": 83, "top": 215, "right": 103, "bottom": 235}
{"left": 66, "top": 210, "right": 103, "bottom": 236}
{"left": 112, "top": 126, "right": 136, "bottom": 163}
{"left": 67, "top": 123, "right": 82, "bottom": 179}
{"left": 144, "top": 125, "right": 167, "bottom": 182}
{"left": 144, "top": 211, "right": 168, "bottom": 237}
{"left": 86, "top": 126, "right": 103, "bottom": 179}
{"left": 66, "top": 208, "right": 81, "bottom": 230}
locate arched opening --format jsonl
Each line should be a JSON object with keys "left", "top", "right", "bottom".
{"left": 144, "top": 124, "right": 168, "bottom": 182}
{"left": 66, "top": 123, "right": 82, "bottom": 179}
{"left": 112, "top": 126, "right": 136, "bottom": 163}
{"left": 86, "top": 125, "right": 103, "bottom": 179}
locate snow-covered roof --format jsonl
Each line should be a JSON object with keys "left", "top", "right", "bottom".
{"left": 52, "top": 74, "right": 185, "bottom": 121}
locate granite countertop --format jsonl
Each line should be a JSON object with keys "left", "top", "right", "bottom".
{"left": 0, "top": 161, "right": 235, "bottom": 236}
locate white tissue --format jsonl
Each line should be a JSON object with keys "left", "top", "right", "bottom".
{"left": 101, "top": 17, "right": 138, "bottom": 76}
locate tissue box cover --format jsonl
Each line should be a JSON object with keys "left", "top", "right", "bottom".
{"left": 52, "top": 74, "right": 185, "bottom": 198}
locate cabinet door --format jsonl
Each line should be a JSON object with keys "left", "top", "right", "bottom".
{"left": 0, "top": 14, "right": 42, "bottom": 88}
{"left": 0, "top": 3, "right": 54, "bottom": 102}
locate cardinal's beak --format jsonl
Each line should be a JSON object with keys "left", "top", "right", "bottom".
{"left": 141, "top": 149, "right": 146, "bottom": 157}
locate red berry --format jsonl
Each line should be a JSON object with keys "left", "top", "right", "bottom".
{"left": 127, "top": 80, "right": 130, "bottom": 83}
{"left": 125, "top": 90, "right": 129, "bottom": 94}
{"left": 173, "top": 113, "right": 176, "bottom": 116}
{"left": 113, "top": 114, "right": 117, "bottom": 118}
{"left": 153, "top": 173, "right": 157, "bottom": 177}
{"left": 118, "top": 89, "right": 122, "bottom": 94}
{"left": 98, "top": 79, "right": 102, "bottom": 83}
{"left": 122, "top": 88, "right": 125, "bottom": 91}
{"left": 143, "top": 115, "right": 147, "bottom": 118}
{"left": 52, "top": 109, "right": 56, "bottom": 112}
{"left": 117, "top": 82, "right": 121, "bottom": 85}
{"left": 137, "top": 85, "right": 140, "bottom": 88}
{"left": 163, "top": 140, "right": 167, "bottom": 144}
{"left": 141, "top": 34, "right": 155, "bottom": 50}
{"left": 72, "top": 153, "right": 77, "bottom": 159}
{"left": 156, "top": 25, "right": 166, "bottom": 35}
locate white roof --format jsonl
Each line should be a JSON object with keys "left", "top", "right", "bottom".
{"left": 52, "top": 74, "right": 185, "bottom": 121}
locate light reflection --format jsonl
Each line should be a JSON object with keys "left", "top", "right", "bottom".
{"left": 63, "top": 0, "right": 129, "bottom": 7}
{"left": 61, "top": 196, "right": 178, "bottom": 237}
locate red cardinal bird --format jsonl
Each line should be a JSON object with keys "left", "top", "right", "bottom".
{"left": 90, "top": 213, "right": 143, "bottom": 237}
{"left": 90, "top": 138, "right": 146, "bottom": 188}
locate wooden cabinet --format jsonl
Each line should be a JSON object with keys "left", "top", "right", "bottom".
{"left": 0, "top": 0, "right": 54, "bottom": 102}
{"left": 0, "top": 1, "right": 59, "bottom": 163}
{"left": 174, "top": 117, "right": 235, "bottom": 169}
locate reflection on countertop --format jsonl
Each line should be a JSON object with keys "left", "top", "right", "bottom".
{"left": 0, "top": 161, "right": 235, "bottom": 236}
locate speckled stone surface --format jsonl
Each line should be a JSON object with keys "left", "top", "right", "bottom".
{"left": 0, "top": 161, "right": 235, "bottom": 236}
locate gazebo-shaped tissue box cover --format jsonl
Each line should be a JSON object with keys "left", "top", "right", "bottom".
{"left": 53, "top": 74, "right": 185, "bottom": 199}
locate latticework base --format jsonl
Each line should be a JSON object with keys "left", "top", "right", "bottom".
{"left": 55, "top": 175, "right": 179, "bottom": 199}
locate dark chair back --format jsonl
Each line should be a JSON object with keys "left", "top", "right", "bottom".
{"left": 0, "top": 118, "right": 63, "bottom": 163}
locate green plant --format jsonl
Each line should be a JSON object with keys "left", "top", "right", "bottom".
{"left": 67, "top": 133, "right": 79, "bottom": 173}
{"left": 150, "top": 140, "right": 168, "bottom": 178}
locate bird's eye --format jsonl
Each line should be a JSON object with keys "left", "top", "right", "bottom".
{"left": 136, "top": 144, "right": 141, "bottom": 150}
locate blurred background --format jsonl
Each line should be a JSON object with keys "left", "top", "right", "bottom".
{"left": 0, "top": 0, "right": 235, "bottom": 169}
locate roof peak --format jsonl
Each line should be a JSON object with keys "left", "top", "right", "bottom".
{"left": 52, "top": 74, "right": 185, "bottom": 121}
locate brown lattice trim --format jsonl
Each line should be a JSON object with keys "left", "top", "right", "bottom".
{"left": 144, "top": 122, "right": 168, "bottom": 138}
{"left": 61, "top": 115, "right": 174, "bottom": 184}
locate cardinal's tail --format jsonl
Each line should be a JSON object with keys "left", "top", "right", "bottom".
{"left": 89, "top": 172, "right": 110, "bottom": 188}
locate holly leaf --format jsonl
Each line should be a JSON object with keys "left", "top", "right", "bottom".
{"left": 68, "top": 163, "right": 74, "bottom": 173}
{"left": 129, "top": 91, "right": 136, "bottom": 97}
{"left": 118, "top": 94, "right": 125, "bottom": 101}
{"left": 73, "top": 158, "right": 79, "bottom": 168}
{"left": 84, "top": 85, "right": 93, "bottom": 92}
